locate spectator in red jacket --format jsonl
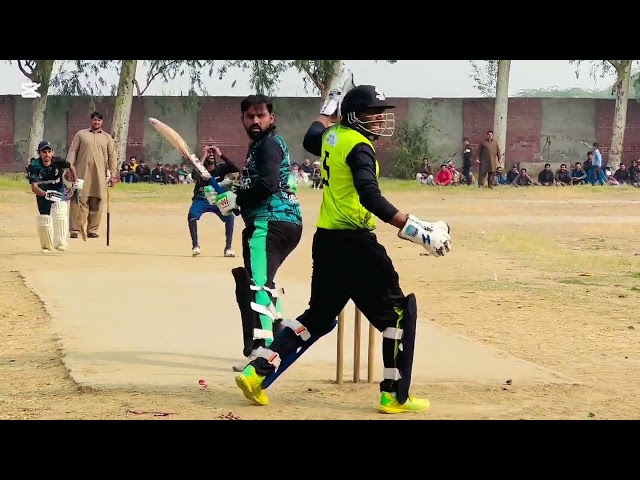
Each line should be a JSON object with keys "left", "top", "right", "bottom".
{"left": 435, "top": 164, "right": 453, "bottom": 186}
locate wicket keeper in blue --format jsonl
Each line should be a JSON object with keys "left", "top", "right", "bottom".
{"left": 188, "top": 145, "right": 237, "bottom": 258}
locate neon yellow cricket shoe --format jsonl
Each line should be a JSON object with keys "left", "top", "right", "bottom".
{"left": 235, "top": 365, "right": 269, "bottom": 406}
{"left": 379, "top": 391, "right": 430, "bottom": 414}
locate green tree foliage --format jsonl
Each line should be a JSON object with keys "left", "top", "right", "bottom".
{"left": 387, "top": 109, "right": 433, "bottom": 179}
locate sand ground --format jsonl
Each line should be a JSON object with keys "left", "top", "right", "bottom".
{"left": 1, "top": 181, "right": 638, "bottom": 420}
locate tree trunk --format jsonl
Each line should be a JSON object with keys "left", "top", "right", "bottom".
{"left": 27, "top": 60, "right": 55, "bottom": 160}
{"left": 320, "top": 84, "right": 330, "bottom": 103}
{"left": 493, "top": 60, "right": 511, "bottom": 169}
{"left": 609, "top": 60, "right": 632, "bottom": 171}
{"left": 111, "top": 60, "right": 138, "bottom": 172}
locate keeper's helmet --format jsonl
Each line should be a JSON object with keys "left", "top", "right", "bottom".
{"left": 340, "top": 85, "right": 396, "bottom": 139}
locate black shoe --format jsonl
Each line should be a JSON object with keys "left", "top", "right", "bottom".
{"left": 70, "top": 232, "right": 78, "bottom": 239}
{"left": 88, "top": 233, "right": 99, "bottom": 239}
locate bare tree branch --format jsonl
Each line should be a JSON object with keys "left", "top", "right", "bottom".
{"left": 469, "top": 60, "right": 499, "bottom": 97}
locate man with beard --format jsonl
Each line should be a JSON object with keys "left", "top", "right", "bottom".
{"left": 212, "top": 94, "right": 303, "bottom": 372}
{"left": 187, "top": 145, "right": 237, "bottom": 258}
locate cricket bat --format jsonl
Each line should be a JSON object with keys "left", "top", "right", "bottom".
{"left": 148, "top": 117, "right": 225, "bottom": 195}
{"left": 74, "top": 190, "right": 87, "bottom": 241}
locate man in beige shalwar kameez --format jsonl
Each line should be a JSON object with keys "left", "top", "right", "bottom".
{"left": 66, "top": 111, "right": 118, "bottom": 239}
{"left": 474, "top": 129, "right": 501, "bottom": 189}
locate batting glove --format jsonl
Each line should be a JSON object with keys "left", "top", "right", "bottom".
{"left": 215, "top": 191, "right": 238, "bottom": 216}
{"left": 44, "top": 190, "right": 64, "bottom": 202}
{"left": 398, "top": 214, "right": 452, "bottom": 257}
{"left": 320, "top": 68, "right": 356, "bottom": 117}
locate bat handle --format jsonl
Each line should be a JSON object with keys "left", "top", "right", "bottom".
{"left": 208, "top": 177, "right": 225, "bottom": 195}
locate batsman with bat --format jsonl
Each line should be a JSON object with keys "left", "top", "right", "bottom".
{"left": 188, "top": 145, "right": 238, "bottom": 257}
{"left": 26, "top": 141, "right": 81, "bottom": 252}
{"left": 210, "top": 94, "right": 303, "bottom": 373}
{"left": 234, "top": 72, "right": 452, "bottom": 414}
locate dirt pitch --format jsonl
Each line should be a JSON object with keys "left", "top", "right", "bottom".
{"left": 1, "top": 178, "right": 639, "bottom": 420}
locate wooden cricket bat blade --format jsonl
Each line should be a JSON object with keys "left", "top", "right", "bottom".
{"left": 148, "top": 117, "right": 209, "bottom": 178}
{"left": 148, "top": 117, "right": 230, "bottom": 195}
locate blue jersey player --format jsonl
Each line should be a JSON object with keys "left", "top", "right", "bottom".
{"left": 188, "top": 145, "right": 238, "bottom": 257}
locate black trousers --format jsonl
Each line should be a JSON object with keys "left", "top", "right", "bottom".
{"left": 254, "top": 227, "right": 406, "bottom": 392}
{"left": 36, "top": 195, "right": 55, "bottom": 215}
{"left": 241, "top": 220, "right": 303, "bottom": 350}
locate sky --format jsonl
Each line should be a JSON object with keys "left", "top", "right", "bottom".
{"left": 0, "top": 60, "right": 620, "bottom": 98}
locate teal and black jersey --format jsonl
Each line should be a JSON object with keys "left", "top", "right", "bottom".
{"left": 26, "top": 157, "right": 70, "bottom": 193}
{"left": 236, "top": 128, "right": 302, "bottom": 226}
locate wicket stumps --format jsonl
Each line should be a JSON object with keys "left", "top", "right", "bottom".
{"left": 336, "top": 307, "right": 377, "bottom": 384}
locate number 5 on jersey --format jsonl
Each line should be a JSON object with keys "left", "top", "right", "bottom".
{"left": 321, "top": 150, "right": 330, "bottom": 186}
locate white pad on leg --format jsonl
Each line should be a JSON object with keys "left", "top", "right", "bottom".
{"left": 51, "top": 200, "right": 69, "bottom": 250}
{"left": 37, "top": 215, "right": 54, "bottom": 251}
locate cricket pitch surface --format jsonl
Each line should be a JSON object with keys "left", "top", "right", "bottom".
{"left": 21, "top": 260, "right": 576, "bottom": 391}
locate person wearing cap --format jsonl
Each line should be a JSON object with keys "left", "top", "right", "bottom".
{"left": 234, "top": 73, "right": 452, "bottom": 414}
{"left": 26, "top": 141, "right": 79, "bottom": 252}
{"left": 151, "top": 162, "right": 167, "bottom": 183}
{"left": 66, "top": 111, "right": 118, "bottom": 239}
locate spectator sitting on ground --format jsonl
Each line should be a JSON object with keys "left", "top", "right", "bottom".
{"left": 310, "top": 160, "right": 322, "bottom": 189}
{"left": 136, "top": 159, "right": 151, "bottom": 182}
{"left": 120, "top": 163, "right": 135, "bottom": 183}
{"left": 506, "top": 165, "right": 519, "bottom": 184}
{"left": 495, "top": 166, "right": 508, "bottom": 185}
{"left": 129, "top": 156, "right": 138, "bottom": 173}
{"left": 178, "top": 163, "right": 192, "bottom": 184}
{"left": 301, "top": 158, "right": 314, "bottom": 176}
{"left": 537, "top": 163, "right": 555, "bottom": 186}
{"left": 613, "top": 163, "right": 631, "bottom": 184}
{"left": 290, "top": 163, "right": 309, "bottom": 187}
{"left": 416, "top": 158, "right": 434, "bottom": 185}
{"left": 447, "top": 163, "right": 461, "bottom": 185}
{"left": 151, "top": 162, "right": 166, "bottom": 184}
{"left": 434, "top": 163, "right": 453, "bottom": 186}
{"left": 511, "top": 167, "right": 534, "bottom": 187}
{"left": 629, "top": 159, "right": 640, "bottom": 188}
{"left": 606, "top": 174, "right": 621, "bottom": 186}
{"left": 570, "top": 162, "right": 587, "bottom": 184}
{"left": 165, "top": 163, "right": 178, "bottom": 184}
{"left": 555, "top": 163, "right": 573, "bottom": 186}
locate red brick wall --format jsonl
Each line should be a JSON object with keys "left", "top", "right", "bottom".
{"left": 0, "top": 97, "right": 14, "bottom": 167}
{"left": 596, "top": 99, "right": 640, "bottom": 162}
{"left": 6, "top": 95, "right": 640, "bottom": 172}
{"left": 198, "top": 97, "right": 249, "bottom": 164}
{"left": 67, "top": 98, "right": 115, "bottom": 148}
{"left": 462, "top": 98, "right": 543, "bottom": 165}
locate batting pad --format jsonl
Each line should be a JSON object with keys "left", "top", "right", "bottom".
{"left": 51, "top": 201, "right": 69, "bottom": 250}
{"left": 262, "top": 318, "right": 338, "bottom": 389}
{"left": 37, "top": 214, "right": 54, "bottom": 251}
